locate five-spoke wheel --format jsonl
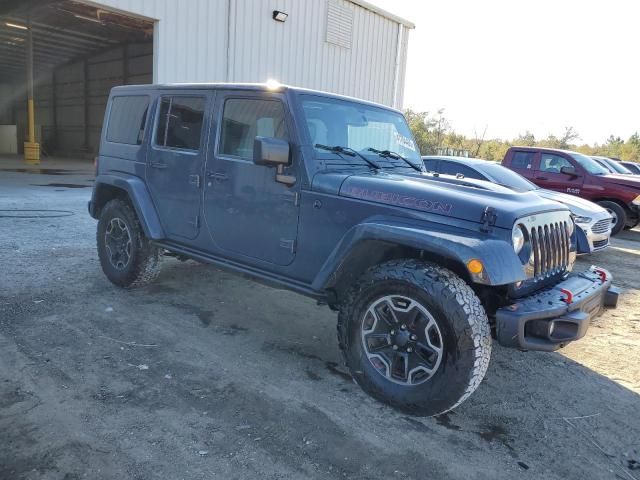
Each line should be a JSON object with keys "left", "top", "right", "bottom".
{"left": 104, "top": 217, "right": 132, "bottom": 270}
{"left": 362, "top": 295, "right": 443, "bottom": 386}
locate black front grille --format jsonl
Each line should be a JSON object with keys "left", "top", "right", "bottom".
{"left": 592, "top": 218, "right": 611, "bottom": 234}
{"left": 529, "top": 221, "right": 571, "bottom": 279}
{"left": 593, "top": 239, "right": 609, "bottom": 249}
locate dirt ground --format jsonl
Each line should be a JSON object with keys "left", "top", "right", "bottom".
{"left": 1, "top": 156, "right": 639, "bottom": 480}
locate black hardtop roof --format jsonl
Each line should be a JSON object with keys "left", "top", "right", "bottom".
{"left": 110, "top": 83, "right": 402, "bottom": 114}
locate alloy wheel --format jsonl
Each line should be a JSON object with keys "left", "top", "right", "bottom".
{"left": 361, "top": 295, "right": 443, "bottom": 386}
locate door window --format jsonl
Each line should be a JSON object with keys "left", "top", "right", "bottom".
{"left": 539, "top": 153, "right": 573, "bottom": 173}
{"left": 155, "top": 96, "right": 206, "bottom": 151}
{"left": 219, "top": 98, "right": 288, "bottom": 160}
{"left": 439, "top": 161, "right": 484, "bottom": 180}
{"left": 106, "top": 95, "right": 149, "bottom": 145}
{"left": 511, "top": 151, "right": 535, "bottom": 170}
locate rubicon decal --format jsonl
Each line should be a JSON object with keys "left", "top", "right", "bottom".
{"left": 346, "top": 187, "right": 453, "bottom": 214}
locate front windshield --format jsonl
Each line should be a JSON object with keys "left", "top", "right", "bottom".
{"left": 479, "top": 163, "right": 538, "bottom": 191}
{"left": 570, "top": 152, "right": 610, "bottom": 175}
{"left": 300, "top": 95, "right": 422, "bottom": 165}
{"left": 602, "top": 158, "right": 632, "bottom": 174}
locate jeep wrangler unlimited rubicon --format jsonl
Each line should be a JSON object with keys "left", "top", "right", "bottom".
{"left": 89, "top": 84, "right": 619, "bottom": 416}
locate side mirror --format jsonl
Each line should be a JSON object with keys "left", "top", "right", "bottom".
{"left": 253, "top": 136, "right": 290, "bottom": 166}
{"left": 560, "top": 165, "right": 577, "bottom": 176}
{"left": 253, "top": 136, "right": 295, "bottom": 187}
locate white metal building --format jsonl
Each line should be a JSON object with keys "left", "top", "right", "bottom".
{"left": 0, "top": 0, "right": 413, "bottom": 157}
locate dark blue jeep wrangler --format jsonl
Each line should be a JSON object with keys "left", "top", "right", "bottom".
{"left": 89, "top": 83, "right": 619, "bottom": 416}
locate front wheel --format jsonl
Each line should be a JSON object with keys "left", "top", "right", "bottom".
{"left": 338, "top": 260, "right": 492, "bottom": 416}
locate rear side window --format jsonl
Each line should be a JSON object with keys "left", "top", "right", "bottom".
{"left": 220, "top": 98, "right": 288, "bottom": 160}
{"left": 106, "top": 95, "right": 149, "bottom": 145}
{"left": 155, "top": 96, "right": 206, "bottom": 151}
{"left": 511, "top": 151, "right": 535, "bottom": 170}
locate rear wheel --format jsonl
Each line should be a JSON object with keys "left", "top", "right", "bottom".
{"left": 337, "top": 260, "right": 492, "bottom": 416}
{"left": 97, "top": 199, "right": 161, "bottom": 288}
{"left": 597, "top": 201, "right": 626, "bottom": 235}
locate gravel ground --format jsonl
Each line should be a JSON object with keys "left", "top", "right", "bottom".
{"left": 1, "top": 156, "right": 639, "bottom": 480}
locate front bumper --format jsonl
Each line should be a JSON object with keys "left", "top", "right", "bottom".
{"left": 496, "top": 266, "right": 620, "bottom": 352}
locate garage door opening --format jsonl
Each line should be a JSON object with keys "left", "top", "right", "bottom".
{"left": 0, "top": 1, "right": 154, "bottom": 162}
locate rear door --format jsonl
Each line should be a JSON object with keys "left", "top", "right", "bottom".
{"left": 507, "top": 150, "right": 537, "bottom": 179}
{"left": 534, "top": 152, "right": 584, "bottom": 195}
{"left": 203, "top": 91, "right": 300, "bottom": 266}
{"left": 146, "top": 91, "right": 212, "bottom": 241}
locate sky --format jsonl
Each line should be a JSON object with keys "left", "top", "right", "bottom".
{"left": 367, "top": 0, "right": 639, "bottom": 145}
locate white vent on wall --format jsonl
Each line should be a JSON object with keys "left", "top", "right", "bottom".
{"left": 326, "top": 1, "right": 354, "bottom": 49}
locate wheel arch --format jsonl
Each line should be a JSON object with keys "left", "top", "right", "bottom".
{"left": 90, "top": 174, "right": 165, "bottom": 240}
{"left": 312, "top": 221, "right": 524, "bottom": 305}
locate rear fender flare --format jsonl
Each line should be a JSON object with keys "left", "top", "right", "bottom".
{"left": 90, "top": 174, "right": 164, "bottom": 240}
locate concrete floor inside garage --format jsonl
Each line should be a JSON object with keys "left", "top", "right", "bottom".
{"left": 1, "top": 156, "right": 639, "bottom": 480}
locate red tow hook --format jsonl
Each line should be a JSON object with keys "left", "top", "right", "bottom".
{"left": 593, "top": 267, "right": 608, "bottom": 282}
{"left": 560, "top": 288, "right": 573, "bottom": 304}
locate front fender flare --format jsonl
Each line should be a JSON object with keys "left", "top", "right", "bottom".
{"left": 312, "top": 220, "right": 525, "bottom": 290}
{"left": 90, "top": 173, "right": 165, "bottom": 240}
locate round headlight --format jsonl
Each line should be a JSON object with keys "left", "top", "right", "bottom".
{"left": 512, "top": 224, "right": 526, "bottom": 254}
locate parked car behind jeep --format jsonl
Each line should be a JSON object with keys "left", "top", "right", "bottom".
{"left": 619, "top": 161, "right": 640, "bottom": 175}
{"left": 592, "top": 155, "right": 635, "bottom": 176}
{"left": 90, "top": 84, "right": 619, "bottom": 416}
{"left": 502, "top": 146, "right": 640, "bottom": 234}
{"left": 422, "top": 155, "right": 613, "bottom": 254}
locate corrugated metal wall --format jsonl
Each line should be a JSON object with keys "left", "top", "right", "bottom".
{"left": 10, "top": 42, "right": 152, "bottom": 154}
{"left": 93, "top": 0, "right": 409, "bottom": 108}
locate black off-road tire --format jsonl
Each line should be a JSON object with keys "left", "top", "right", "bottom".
{"left": 97, "top": 199, "right": 161, "bottom": 288}
{"left": 597, "top": 201, "right": 626, "bottom": 235}
{"left": 337, "top": 260, "right": 492, "bottom": 416}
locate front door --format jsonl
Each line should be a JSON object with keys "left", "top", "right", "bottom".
{"left": 203, "top": 91, "right": 299, "bottom": 266}
{"left": 534, "top": 152, "right": 584, "bottom": 196}
{"left": 146, "top": 92, "right": 211, "bottom": 241}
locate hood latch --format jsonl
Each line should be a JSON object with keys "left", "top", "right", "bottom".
{"left": 480, "top": 206, "right": 497, "bottom": 232}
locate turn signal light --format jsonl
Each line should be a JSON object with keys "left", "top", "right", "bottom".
{"left": 467, "top": 259, "right": 484, "bottom": 275}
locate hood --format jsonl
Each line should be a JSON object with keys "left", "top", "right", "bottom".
{"left": 536, "top": 189, "right": 607, "bottom": 217}
{"left": 601, "top": 174, "right": 640, "bottom": 191}
{"left": 319, "top": 171, "right": 569, "bottom": 229}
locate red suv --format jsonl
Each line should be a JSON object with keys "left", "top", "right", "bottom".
{"left": 502, "top": 147, "right": 640, "bottom": 235}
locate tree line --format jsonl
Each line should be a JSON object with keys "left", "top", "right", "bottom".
{"left": 405, "top": 109, "right": 640, "bottom": 162}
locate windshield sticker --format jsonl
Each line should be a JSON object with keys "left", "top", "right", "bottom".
{"left": 394, "top": 132, "right": 416, "bottom": 152}
{"left": 346, "top": 187, "right": 452, "bottom": 214}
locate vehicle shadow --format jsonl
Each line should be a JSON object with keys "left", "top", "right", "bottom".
{"left": 151, "top": 258, "right": 640, "bottom": 479}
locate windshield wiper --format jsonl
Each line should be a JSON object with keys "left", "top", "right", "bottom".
{"left": 366, "top": 148, "right": 423, "bottom": 172}
{"left": 315, "top": 144, "right": 380, "bottom": 170}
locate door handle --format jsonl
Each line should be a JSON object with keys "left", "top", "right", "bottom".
{"left": 207, "top": 172, "right": 229, "bottom": 182}
{"left": 536, "top": 176, "right": 548, "bottom": 180}
{"left": 150, "top": 162, "right": 167, "bottom": 169}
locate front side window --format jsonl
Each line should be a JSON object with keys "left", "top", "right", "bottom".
{"left": 539, "top": 153, "right": 573, "bottom": 173}
{"left": 439, "top": 161, "right": 484, "bottom": 180}
{"left": 155, "top": 96, "right": 206, "bottom": 151}
{"left": 301, "top": 95, "right": 422, "bottom": 165}
{"left": 219, "top": 98, "right": 288, "bottom": 160}
{"left": 106, "top": 95, "right": 149, "bottom": 145}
